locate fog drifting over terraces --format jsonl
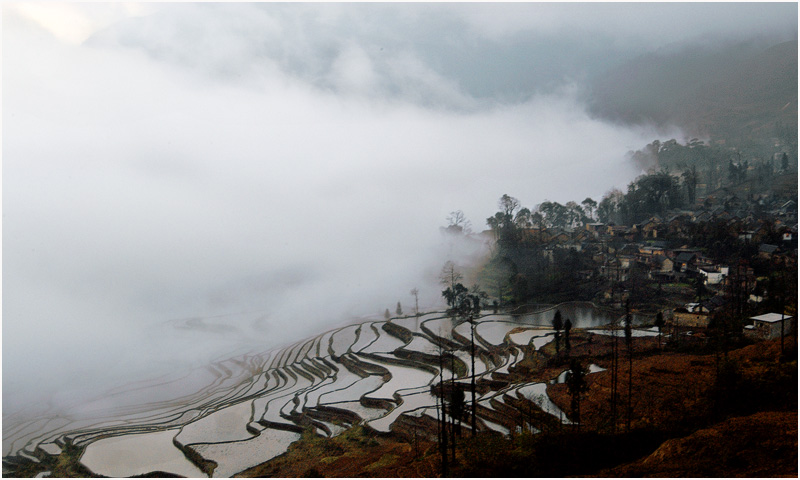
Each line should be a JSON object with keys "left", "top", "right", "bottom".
{"left": 3, "top": 3, "right": 796, "bottom": 417}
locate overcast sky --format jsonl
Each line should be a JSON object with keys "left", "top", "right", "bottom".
{"left": 3, "top": 2, "right": 797, "bottom": 417}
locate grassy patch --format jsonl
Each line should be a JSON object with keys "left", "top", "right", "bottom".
{"left": 52, "top": 442, "right": 97, "bottom": 478}
{"left": 4, "top": 459, "right": 48, "bottom": 478}
{"left": 365, "top": 453, "right": 399, "bottom": 472}
{"left": 2, "top": 442, "right": 99, "bottom": 478}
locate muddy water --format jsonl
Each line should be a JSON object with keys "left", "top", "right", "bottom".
{"left": 80, "top": 429, "right": 206, "bottom": 478}
{"left": 325, "top": 401, "right": 387, "bottom": 422}
{"left": 516, "top": 302, "right": 651, "bottom": 328}
{"left": 369, "top": 388, "right": 438, "bottom": 432}
{"left": 367, "top": 362, "right": 436, "bottom": 400}
{"left": 475, "top": 321, "right": 519, "bottom": 345}
{"left": 452, "top": 349, "right": 488, "bottom": 377}
{"left": 361, "top": 330, "right": 407, "bottom": 353}
{"left": 318, "top": 375, "right": 384, "bottom": 405}
{"left": 8, "top": 302, "right": 650, "bottom": 475}
{"left": 551, "top": 364, "right": 606, "bottom": 384}
{"left": 176, "top": 401, "right": 254, "bottom": 446}
{"left": 422, "top": 316, "right": 455, "bottom": 338}
{"left": 330, "top": 325, "right": 360, "bottom": 357}
{"left": 402, "top": 336, "right": 441, "bottom": 355}
{"left": 515, "top": 383, "right": 571, "bottom": 424}
{"left": 587, "top": 327, "right": 660, "bottom": 337}
{"left": 191, "top": 428, "right": 301, "bottom": 478}
{"left": 508, "top": 328, "right": 554, "bottom": 346}
{"left": 351, "top": 323, "right": 379, "bottom": 352}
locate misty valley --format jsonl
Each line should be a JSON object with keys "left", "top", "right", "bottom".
{"left": 4, "top": 305, "right": 652, "bottom": 477}
{"left": 4, "top": 2, "right": 798, "bottom": 478}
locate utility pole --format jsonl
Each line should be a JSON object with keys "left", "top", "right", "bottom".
{"left": 450, "top": 350, "right": 456, "bottom": 464}
{"left": 436, "top": 342, "right": 448, "bottom": 477}
{"left": 413, "top": 425, "right": 418, "bottom": 459}
{"left": 780, "top": 280, "right": 786, "bottom": 359}
{"left": 471, "top": 315, "right": 477, "bottom": 436}
{"left": 611, "top": 316, "right": 618, "bottom": 433}
{"left": 625, "top": 300, "right": 633, "bottom": 433}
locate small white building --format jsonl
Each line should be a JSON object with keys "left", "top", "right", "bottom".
{"left": 698, "top": 266, "right": 728, "bottom": 285}
{"left": 745, "top": 313, "right": 795, "bottom": 340}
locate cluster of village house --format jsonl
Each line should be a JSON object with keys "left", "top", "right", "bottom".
{"left": 502, "top": 197, "right": 798, "bottom": 341}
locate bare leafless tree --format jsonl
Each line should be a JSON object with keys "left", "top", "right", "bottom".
{"left": 446, "top": 210, "right": 473, "bottom": 234}
{"left": 440, "top": 261, "right": 463, "bottom": 290}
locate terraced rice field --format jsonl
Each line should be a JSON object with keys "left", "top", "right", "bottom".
{"left": 3, "top": 303, "right": 624, "bottom": 477}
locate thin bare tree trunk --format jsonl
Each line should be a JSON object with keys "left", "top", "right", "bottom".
{"left": 450, "top": 353, "right": 456, "bottom": 464}
{"left": 471, "top": 318, "right": 476, "bottom": 436}
{"left": 611, "top": 327, "right": 618, "bottom": 433}
{"left": 627, "top": 343, "right": 633, "bottom": 432}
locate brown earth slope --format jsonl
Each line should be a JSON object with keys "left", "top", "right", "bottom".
{"left": 235, "top": 425, "right": 441, "bottom": 478}
{"left": 605, "top": 410, "right": 797, "bottom": 477}
{"left": 237, "top": 336, "right": 796, "bottom": 477}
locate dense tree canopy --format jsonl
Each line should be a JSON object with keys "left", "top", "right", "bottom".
{"left": 622, "top": 171, "right": 684, "bottom": 224}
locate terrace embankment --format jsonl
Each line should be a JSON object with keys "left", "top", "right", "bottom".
{"left": 5, "top": 309, "right": 795, "bottom": 478}
{"left": 237, "top": 336, "right": 797, "bottom": 477}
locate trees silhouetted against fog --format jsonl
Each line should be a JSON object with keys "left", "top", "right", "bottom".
{"left": 624, "top": 301, "right": 633, "bottom": 433}
{"left": 655, "top": 312, "right": 665, "bottom": 349}
{"left": 440, "top": 282, "right": 482, "bottom": 438}
{"left": 565, "top": 359, "right": 589, "bottom": 430}
{"left": 487, "top": 194, "right": 523, "bottom": 247}
{"left": 446, "top": 210, "right": 472, "bottom": 235}
{"left": 621, "top": 171, "right": 683, "bottom": 224}
{"left": 410, "top": 288, "right": 419, "bottom": 316}
{"left": 581, "top": 197, "right": 598, "bottom": 221}
{"left": 440, "top": 261, "right": 464, "bottom": 290}
{"left": 598, "top": 188, "right": 625, "bottom": 225}
{"left": 553, "top": 310, "right": 563, "bottom": 354}
{"left": 442, "top": 283, "right": 469, "bottom": 311}
{"left": 682, "top": 165, "right": 698, "bottom": 205}
{"left": 564, "top": 318, "right": 573, "bottom": 351}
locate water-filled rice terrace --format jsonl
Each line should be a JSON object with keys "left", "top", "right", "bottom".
{"left": 3, "top": 303, "right": 643, "bottom": 477}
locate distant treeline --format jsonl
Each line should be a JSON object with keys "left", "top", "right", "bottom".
{"left": 453, "top": 137, "right": 796, "bottom": 306}
{"left": 494, "top": 138, "right": 792, "bottom": 231}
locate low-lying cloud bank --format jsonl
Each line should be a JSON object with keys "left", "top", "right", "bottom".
{"left": 5, "top": 2, "right": 792, "bottom": 418}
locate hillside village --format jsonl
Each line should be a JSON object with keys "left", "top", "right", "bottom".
{"left": 457, "top": 140, "right": 797, "bottom": 346}
{"left": 497, "top": 194, "right": 796, "bottom": 303}
{"left": 520, "top": 208, "right": 794, "bottom": 335}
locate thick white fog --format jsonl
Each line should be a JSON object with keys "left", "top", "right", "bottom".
{"left": 3, "top": 3, "right": 796, "bottom": 417}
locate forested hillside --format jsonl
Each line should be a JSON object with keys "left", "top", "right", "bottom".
{"left": 589, "top": 40, "right": 798, "bottom": 147}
